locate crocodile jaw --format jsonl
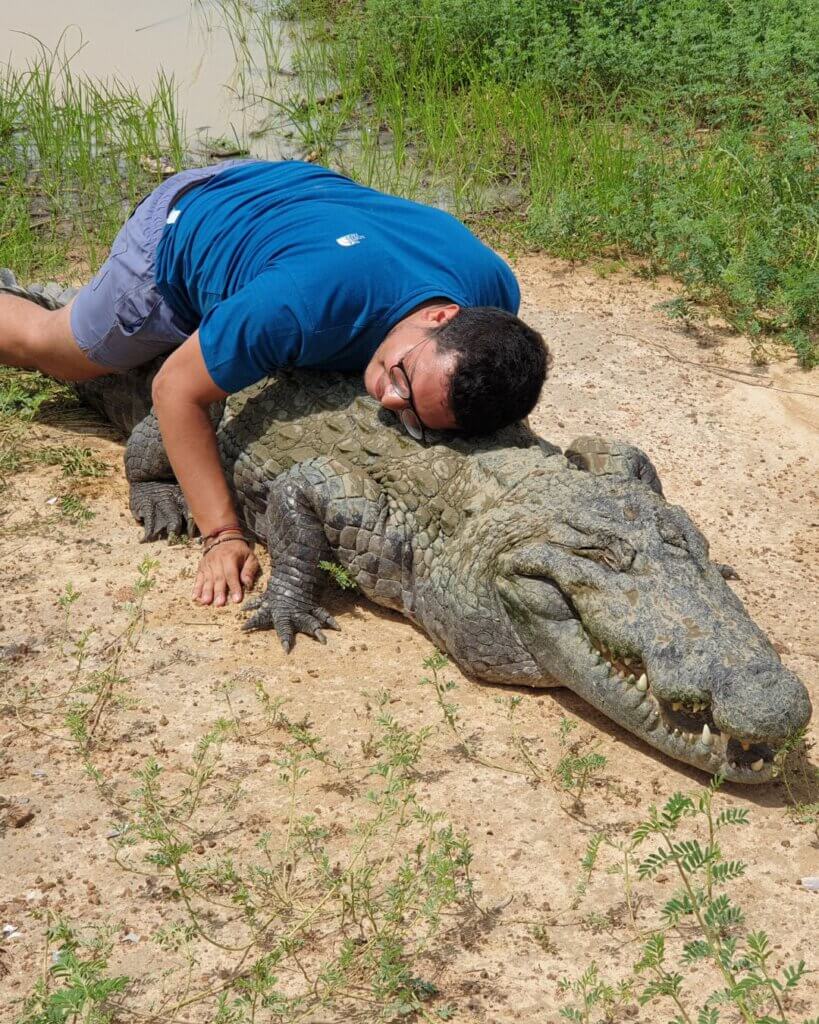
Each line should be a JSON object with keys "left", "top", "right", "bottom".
{"left": 585, "top": 637, "right": 771, "bottom": 782}
{"left": 525, "top": 618, "right": 795, "bottom": 784}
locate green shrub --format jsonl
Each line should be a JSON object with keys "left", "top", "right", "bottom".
{"left": 287, "top": 0, "right": 818, "bottom": 363}
{"left": 353, "top": 0, "right": 818, "bottom": 123}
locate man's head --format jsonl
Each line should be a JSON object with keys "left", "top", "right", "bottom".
{"left": 364, "top": 302, "right": 548, "bottom": 437}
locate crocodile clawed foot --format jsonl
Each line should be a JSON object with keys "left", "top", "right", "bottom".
{"left": 129, "top": 482, "right": 194, "bottom": 542}
{"left": 242, "top": 591, "right": 340, "bottom": 652}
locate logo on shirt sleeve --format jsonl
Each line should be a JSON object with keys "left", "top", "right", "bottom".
{"left": 335, "top": 233, "right": 366, "bottom": 247}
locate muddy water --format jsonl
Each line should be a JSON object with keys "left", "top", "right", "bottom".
{"left": 0, "top": 0, "right": 299, "bottom": 159}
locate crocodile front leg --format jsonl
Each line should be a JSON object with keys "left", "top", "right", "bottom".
{"left": 124, "top": 403, "right": 224, "bottom": 541}
{"left": 125, "top": 412, "right": 192, "bottom": 541}
{"left": 244, "top": 456, "right": 407, "bottom": 652}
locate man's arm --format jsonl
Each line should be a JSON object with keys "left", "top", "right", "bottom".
{"left": 151, "top": 331, "right": 259, "bottom": 606}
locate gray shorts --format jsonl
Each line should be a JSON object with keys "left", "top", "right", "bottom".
{"left": 70, "top": 161, "right": 248, "bottom": 369}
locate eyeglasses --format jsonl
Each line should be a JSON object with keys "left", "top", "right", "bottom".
{"left": 388, "top": 338, "right": 431, "bottom": 442}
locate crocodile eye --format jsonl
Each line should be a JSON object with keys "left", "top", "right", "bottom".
{"left": 659, "top": 521, "right": 689, "bottom": 551}
{"left": 572, "top": 539, "right": 635, "bottom": 572}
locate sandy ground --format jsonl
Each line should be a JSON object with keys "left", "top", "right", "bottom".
{"left": 1, "top": 260, "right": 817, "bottom": 1021}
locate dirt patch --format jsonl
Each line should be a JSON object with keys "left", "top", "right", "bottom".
{"left": 1, "top": 260, "right": 817, "bottom": 1021}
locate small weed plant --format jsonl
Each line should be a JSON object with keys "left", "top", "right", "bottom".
{"left": 421, "top": 651, "right": 607, "bottom": 812}
{"left": 101, "top": 689, "right": 476, "bottom": 1020}
{"left": 35, "top": 444, "right": 108, "bottom": 478}
{"left": 772, "top": 727, "right": 819, "bottom": 839}
{"left": 1, "top": 560, "right": 157, "bottom": 785}
{"left": 64, "top": 558, "right": 157, "bottom": 764}
{"left": 319, "top": 559, "right": 358, "bottom": 591}
{"left": 553, "top": 717, "right": 608, "bottom": 807}
{"left": 559, "top": 776, "right": 817, "bottom": 1024}
{"left": 18, "top": 918, "right": 128, "bottom": 1024}
{"left": 58, "top": 493, "right": 95, "bottom": 522}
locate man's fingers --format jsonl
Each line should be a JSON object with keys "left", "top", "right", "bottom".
{"left": 225, "top": 561, "right": 243, "bottom": 603}
{"left": 198, "top": 575, "right": 214, "bottom": 605}
{"left": 240, "top": 552, "right": 260, "bottom": 588}
{"left": 194, "top": 544, "right": 256, "bottom": 606}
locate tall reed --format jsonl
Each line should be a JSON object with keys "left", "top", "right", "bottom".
{"left": 0, "top": 35, "right": 185, "bottom": 275}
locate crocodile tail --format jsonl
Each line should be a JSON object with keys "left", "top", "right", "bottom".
{"left": 74, "top": 363, "right": 162, "bottom": 437}
{"left": 0, "top": 267, "right": 79, "bottom": 311}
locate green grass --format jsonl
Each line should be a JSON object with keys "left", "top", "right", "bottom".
{"left": 34, "top": 444, "right": 108, "bottom": 478}
{"left": 0, "top": 367, "right": 96, "bottom": 475}
{"left": 279, "top": 0, "right": 818, "bottom": 365}
{"left": 0, "top": 41, "right": 183, "bottom": 502}
{"left": 0, "top": 367, "right": 76, "bottom": 420}
{"left": 0, "top": 35, "right": 185, "bottom": 279}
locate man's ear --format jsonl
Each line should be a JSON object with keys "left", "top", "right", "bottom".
{"left": 424, "top": 303, "right": 460, "bottom": 326}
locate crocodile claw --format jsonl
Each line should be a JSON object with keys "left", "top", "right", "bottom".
{"left": 129, "top": 482, "right": 194, "bottom": 542}
{"left": 242, "top": 590, "right": 340, "bottom": 652}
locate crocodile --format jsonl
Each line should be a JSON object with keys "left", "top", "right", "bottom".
{"left": 3, "top": 274, "right": 812, "bottom": 783}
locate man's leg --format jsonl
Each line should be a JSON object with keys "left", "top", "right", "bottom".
{"left": 0, "top": 293, "right": 111, "bottom": 381}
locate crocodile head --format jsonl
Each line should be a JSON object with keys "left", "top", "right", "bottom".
{"left": 420, "top": 445, "right": 811, "bottom": 783}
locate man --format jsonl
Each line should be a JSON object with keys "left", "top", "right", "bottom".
{"left": 0, "top": 160, "right": 547, "bottom": 608}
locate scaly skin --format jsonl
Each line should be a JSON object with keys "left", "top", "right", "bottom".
{"left": 3, "top": 273, "right": 812, "bottom": 782}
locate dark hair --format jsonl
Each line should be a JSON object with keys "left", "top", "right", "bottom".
{"left": 432, "top": 307, "right": 548, "bottom": 435}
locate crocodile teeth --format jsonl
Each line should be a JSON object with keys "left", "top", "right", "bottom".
{"left": 751, "top": 758, "right": 765, "bottom": 772}
{"left": 636, "top": 674, "right": 648, "bottom": 692}
{"left": 701, "top": 724, "right": 713, "bottom": 748}
{"left": 740, "top": 740, "right": 751, "bottom": 751}
{"left": 672, "top": 702, "right": 681, "bottom": 711}
{"left": 626, "top": 674, "right": 636, "bottom": 684}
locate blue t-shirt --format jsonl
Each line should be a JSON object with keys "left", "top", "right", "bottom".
{"left": 154, "top": 161, "right": 520, "bottom": 393}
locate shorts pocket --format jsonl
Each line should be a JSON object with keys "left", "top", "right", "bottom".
{"left": 115, "top": 284, "right": 164, "bottom": 337}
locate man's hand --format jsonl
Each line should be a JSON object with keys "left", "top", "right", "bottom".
{"left": 194, "top": 538, "right": 260, "bottom": 606}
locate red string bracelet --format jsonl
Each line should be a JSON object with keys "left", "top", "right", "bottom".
{"left": 201, "top": 523, "right": 242, "bottom": 544}
{"left": 202, "top": 533, "right": 252, "bottom": 556}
